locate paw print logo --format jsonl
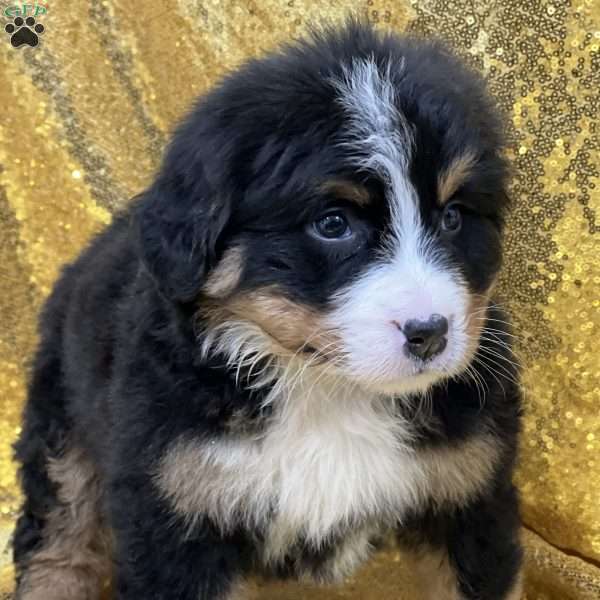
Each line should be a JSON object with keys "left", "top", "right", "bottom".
{"left": 5, "top": 16, "right": 44, "bottom": 48}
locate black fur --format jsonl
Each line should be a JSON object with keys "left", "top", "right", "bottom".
{"left": 14, "top": 21, "right": 522, "bottom": 600}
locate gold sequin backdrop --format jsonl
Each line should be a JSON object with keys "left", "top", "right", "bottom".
{"left": 0, "top": 0, "right": 598, "bottom": 598}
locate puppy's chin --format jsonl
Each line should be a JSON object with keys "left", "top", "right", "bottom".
{"left": 316, "top": 351, "right": 471, "bottom": 398}
{"left": 351, "top": 371, "right": 445, "bottom": 397}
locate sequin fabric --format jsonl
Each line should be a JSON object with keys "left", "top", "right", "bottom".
{"left": 0, "top": 1, "right": 598, "bottom": 598}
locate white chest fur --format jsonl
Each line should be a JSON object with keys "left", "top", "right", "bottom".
{"left": 155, "top": 373, "right": 499, "bottom": 568}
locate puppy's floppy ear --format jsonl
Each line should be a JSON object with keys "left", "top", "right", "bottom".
{"left": 136, "top": 166, "right": 231, "bottom": 303}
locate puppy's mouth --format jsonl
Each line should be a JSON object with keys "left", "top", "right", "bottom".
{"left": 301, "top": 344, "right": 319, "bottom": 356}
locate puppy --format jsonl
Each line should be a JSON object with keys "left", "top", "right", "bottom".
{"left": 13, "top": 21, "right": 523, "bottom": 600}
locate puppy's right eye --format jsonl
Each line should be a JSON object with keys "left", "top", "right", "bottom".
{"left": 312, "top": 211, "right": 352, "bottom": 240}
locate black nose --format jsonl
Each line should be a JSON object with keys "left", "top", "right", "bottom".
{"left": 402, "top": 314, "right": 448, "bottom": 361}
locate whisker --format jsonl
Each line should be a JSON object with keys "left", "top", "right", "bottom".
{"left": 476, "top": 358, "right": 520, "bottom": 388}
{"left": 477, "top": 344, "right": 520, "bottom": 370}
{"left": 471, "top": 356, "right": 507, "bottom": 398}
{"left": 467, "top": 363, "right": 488, "bottom": 409}
{"left": 460, "top": 366, "right": 483, "bottom": 409}
{"left": 473, "top": 317, "right": 515, "bottom": 328}
{"left": 479, "top": 326, "right": 521, "bottom": 340}
{"left": 478, "top": 335, "right": 519, "bottom": 357}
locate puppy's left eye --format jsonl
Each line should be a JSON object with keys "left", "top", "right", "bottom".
{"left": 441, "top": 203, "right": 462, "bottom": 233}
{"left": 313, "top": 211, "right": 352, "bottom": 240}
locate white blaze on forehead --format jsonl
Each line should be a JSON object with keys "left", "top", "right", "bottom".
{"left": 328, "top": 58, "right": 471, "bottom": 392}
{"left": 331, "top": 57, "right": 423, "bottom": 253}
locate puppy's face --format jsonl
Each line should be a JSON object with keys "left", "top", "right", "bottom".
{"left": 140, "top": 25, "right": 509, "bottom": 397}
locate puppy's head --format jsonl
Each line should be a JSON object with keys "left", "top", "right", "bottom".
{"left": 138, "top": 22, "right": 509, "bottom": 397}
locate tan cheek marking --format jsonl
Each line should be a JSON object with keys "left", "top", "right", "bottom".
{"left": 447, "top": 289, "right": 492, "bottom": 379}
{"left": 18, "top": 446, "right": 110, "bottom": 600}
{"left": 319, "top": 179, "right": 372, "bottom": 206}
{"left": 464, "top": 272, "right": 502, "bottom": 355}
{"left": 205, "top": 288, "right": 340, "bottom": 357}
{"left": 466, "top": 291, "right": 490, "bottom": 343}
{"left": 438, "top": 151, "right": 478, "bottom": 205}
{"left": 203, "top": 245, "right": 246, "bottom": 298}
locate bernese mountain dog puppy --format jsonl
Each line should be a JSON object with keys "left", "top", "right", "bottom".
{"left": 13, "top": 21, "right": 523, "bottom": 600}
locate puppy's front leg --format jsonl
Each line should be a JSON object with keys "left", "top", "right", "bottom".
{"left": 109, "top": 473, "right": 248, "bottom": 600}
{"left": 409, "top": 482, "right": 523, "bottom": 600}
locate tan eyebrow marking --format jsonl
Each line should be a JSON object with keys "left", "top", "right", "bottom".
{"left": 319, "top": 179, "right": 371, "bottom": 206}
{"left": 203, "top": 245, "right": 245, "bottom": 298}
{"left": 438, "top": 151, "right": 479, "bottom": 205}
